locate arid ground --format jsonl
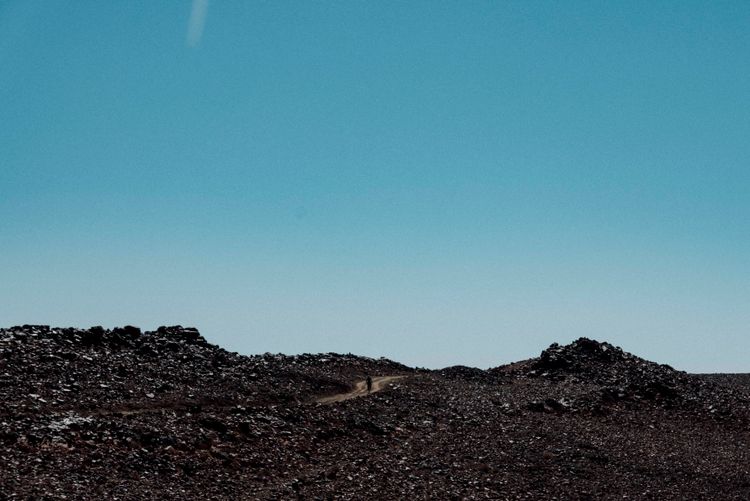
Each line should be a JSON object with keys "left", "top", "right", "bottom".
{"left": 1, "top": 325, "right": 748, "bottom": 500}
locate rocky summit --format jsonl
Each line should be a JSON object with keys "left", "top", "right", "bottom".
{"left": 1, "top": 326, "right": 749, "bottom": 500}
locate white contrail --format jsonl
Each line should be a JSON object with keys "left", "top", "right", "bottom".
{"left": 186, "top": 0, "right": 209, "bottom": 47}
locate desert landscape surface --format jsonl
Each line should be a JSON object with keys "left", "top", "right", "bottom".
{"left": 1, "top": 325, "right": 749, "bottom": 500}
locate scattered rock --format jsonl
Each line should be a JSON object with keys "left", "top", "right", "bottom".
{"left": 0, "top": 327, "right": 747, "bottom": 499}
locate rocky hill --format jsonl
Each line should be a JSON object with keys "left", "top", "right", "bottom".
{"left": 1, "top": 326, "right": 748, "bottom": 499}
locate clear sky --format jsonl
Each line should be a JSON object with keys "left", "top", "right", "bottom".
{"left": 2, "top": 1, "right": 748, "bottom": 372}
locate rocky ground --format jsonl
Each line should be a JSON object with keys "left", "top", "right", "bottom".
{"left": 1, "top": 326, "right": 749, "bottom": 500}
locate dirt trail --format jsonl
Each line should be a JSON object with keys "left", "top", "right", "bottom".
{"left": 72, "top": 376, "right": 409, "bottom": 416}
{"left": 316, "top": 375, "right": 408, "bottom": 404}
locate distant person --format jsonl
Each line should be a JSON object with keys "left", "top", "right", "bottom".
{"left": 366, "top": 375, "right": 373, "bottom": 393}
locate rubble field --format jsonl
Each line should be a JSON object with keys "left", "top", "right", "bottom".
{"left": 1, "top": 325, "right": 748, "bottom": 500}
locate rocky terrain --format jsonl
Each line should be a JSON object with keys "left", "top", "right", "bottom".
{"left": 1, "top": 325, "right": 749, "bottom": 500}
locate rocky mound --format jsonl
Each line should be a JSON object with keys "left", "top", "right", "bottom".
{"left": 0, "top": 325, "right": 412, "bottom": 416}
{"left": 497, "top": 338, "right": 750, "bottom": 416}
{"left": 435, "top": 365, "right": 495, "bottom": 382}
{"left": 531, "top": 338, "right": 676, "bottom": 378}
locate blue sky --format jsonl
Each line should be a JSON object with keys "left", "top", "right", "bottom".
{"left": 1, "top": 1, "right": 748, "bottom": 372}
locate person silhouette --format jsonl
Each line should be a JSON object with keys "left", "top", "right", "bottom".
{"left": 365, "top": 375, "right": 373, "bottom": 393}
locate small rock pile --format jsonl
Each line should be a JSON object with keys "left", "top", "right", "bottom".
{"left": 437, "top": 365, "right": 497, "bottom": 383}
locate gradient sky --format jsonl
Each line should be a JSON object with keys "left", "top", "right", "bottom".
{"left": 2, "top": 1, "right": 748, "bottom": 372}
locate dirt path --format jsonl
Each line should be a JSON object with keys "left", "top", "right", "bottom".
{"left": 316, "top": 375, "right": 408, "bottom": 404}
{"left": 46, "top": 376, "right": 409, "bottom": 417}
